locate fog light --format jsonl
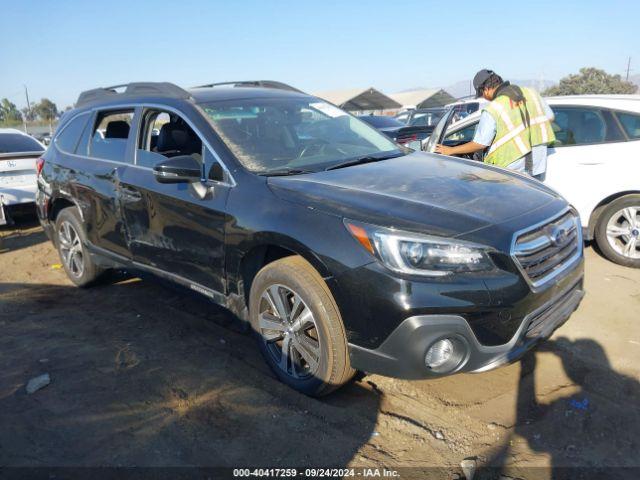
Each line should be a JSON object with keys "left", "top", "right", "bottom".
{"left": 424, "top": 337, "right": 466, "bottom": 373}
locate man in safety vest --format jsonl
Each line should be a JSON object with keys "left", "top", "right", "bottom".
{"left": 435, "top": 69, "right": 555, "bottom": 180}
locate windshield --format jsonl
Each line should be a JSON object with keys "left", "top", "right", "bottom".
{"left": 359, "top": 116, "right": 404, "bottom": 128}
{"left": 0, "top": 133, "right": 44, "bottom": 154}
{"left": 200, "top": 97, "right": 402, "bottom": 174}
{"left": 409, "top": 110, "right": 446, "bottom": 127}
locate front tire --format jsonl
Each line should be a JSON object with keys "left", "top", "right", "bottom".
{"left": 594, "top": 195, "right": 640, "bottom": 268}
{"left": 249, "top": 256, "right": 355, "bottom": 396}
{"left": 54, "top": 208, "right": 103, "bottom": 287}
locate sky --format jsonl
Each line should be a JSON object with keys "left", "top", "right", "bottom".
{"left": 1, "top": 0, "right": 638, "bottom": 109}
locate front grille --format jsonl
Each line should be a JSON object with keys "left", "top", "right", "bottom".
{"left": 513, "top": 210, "right": 581, "bottom": 288}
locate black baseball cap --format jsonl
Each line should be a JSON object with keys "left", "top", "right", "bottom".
{"left": 473, "top": 69, "right": 495, "bottom": 97}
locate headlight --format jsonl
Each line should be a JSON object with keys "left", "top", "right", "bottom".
{"left": 344, "top": 220, "right": 495, "bottom": 276}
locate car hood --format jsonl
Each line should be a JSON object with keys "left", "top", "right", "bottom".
{"left": 268, "top": 152, "right": 563, "bottom": 238}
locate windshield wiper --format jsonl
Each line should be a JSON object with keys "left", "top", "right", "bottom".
{"left": 258, "top": 168, "right": 316, "bottom": 177}
{"left": 324, "top": 152, "right": 404, "bottom": 171}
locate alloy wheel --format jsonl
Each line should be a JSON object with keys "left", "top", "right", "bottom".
{"left": 258, "top": 284, "right": 321, "bottom": 379}
{"left": 58, "top": 220, "right": 85, "bottom": 278}
{"left": 606, "top": 206, "right": 640, "bottom": 260}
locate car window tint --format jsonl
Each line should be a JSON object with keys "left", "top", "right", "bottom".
{"left": 54, "top": 113, "right": 89, "bottom": 153}
{"left": 602, "top": 110, "right": 625, "bottom": 142}
{"left": 0, "top": 133, "right": 44, "bottom": 154}
{"left": 551, "top": 107, "right": 609, "bottom": 146}
{"left": 136, "top": 109, "right": 203, "bottom": 169}
{"left": 89, "top": 110, "right": 134, "bottom": 161}
{"left": 616, "top": 111, "right": 640, "bottom": 139}
{"left": 445, "top": 123, "right": 477, "bottom": 143}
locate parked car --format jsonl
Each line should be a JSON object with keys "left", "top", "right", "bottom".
{"left": 34, "top": 132, "right": 52, "bottom": 146}
{"left": 358, "top": 115, "right": 430, "bottom": 146}
{"left": 395, "top": 107, "right": 447, "bottom": 128}
{"left": 37, "top": 81, "right": 584, "bottom": 396}
{"left": 445, "top": 98, "right": 488, "bottom": 125}
{"left": 425, "top": 94, "right": 640, "bottom": 268}
{"left": 0, "top": 128, "right": 45, "bottom": 225}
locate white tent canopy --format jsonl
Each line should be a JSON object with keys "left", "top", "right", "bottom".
{"left": 389, "top": 89, "right": 455, "bottom": 109}
{"left": 314, "top": 87, "right": 401, "bottom": 112}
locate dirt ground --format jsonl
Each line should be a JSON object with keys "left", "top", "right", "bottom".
{"left": 1, "top": 217, "right": 639, "bottom": 479}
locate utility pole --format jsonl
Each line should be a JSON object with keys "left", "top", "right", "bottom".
{"left": 23, "top": 85, "right": 32, "bottom": 134}
{"left": 626, "top": 57, "right": 631, "bottom": 81}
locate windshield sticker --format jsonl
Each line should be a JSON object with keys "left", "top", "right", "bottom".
{"left": 310, "top": 102, "right": 347, "bottom": 118}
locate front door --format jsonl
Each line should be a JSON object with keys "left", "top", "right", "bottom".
{"left": 118, "top": 108, "right": 231, "bottom": 294}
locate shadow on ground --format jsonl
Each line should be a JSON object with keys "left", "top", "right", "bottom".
{"left": 0, "top": 216, "right": 46, "bottom": 254}
{"left": 479, "top": 338, "right": 640, "bottom": 480}
{"left": 0, "top": 279, "right": 380, "bottom": 467}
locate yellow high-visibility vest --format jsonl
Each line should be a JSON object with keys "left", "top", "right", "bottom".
{"left": 484, "top": 87, "right": 556, "bottom": 169}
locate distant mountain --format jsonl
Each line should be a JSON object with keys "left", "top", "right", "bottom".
{"left": 443, "top": 79, "right": 557, "bottom": 99}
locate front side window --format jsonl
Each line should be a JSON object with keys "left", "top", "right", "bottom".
{"left": 136, "top": 109, "right": 225, "bottom": 182}
{"left": 444, "top": 123, "right": 477, "bottom": 143}
{"left": 54, "top": 113, "right": 89, "bottom": 153}
{"left": 551, "top": 107, "right": 624, "bottom": 146}
{"left": 616, "top": 111, "right": 640, "bottom": 140}
{"left": 137, "top": 109, "right": 202, "bottom": 168}
{"left": 200, "top": 97, "right": 402, "bottom": 174}
{"left": 89, "top": 110, "right": 134, "bottom": 161}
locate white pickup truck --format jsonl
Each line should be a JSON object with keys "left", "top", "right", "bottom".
{"left": 0, "top": 128, "right": 45, "bottom": 225}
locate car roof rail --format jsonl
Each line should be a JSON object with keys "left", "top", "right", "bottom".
{"left": 76, "top": 82, "right": 192, "bottom": 107}
{"left": 192, "top": 80, "right": 304, "bottom": 94}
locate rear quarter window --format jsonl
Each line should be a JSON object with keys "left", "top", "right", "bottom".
{"left": 54, "top": 113, "right": 90, "bottom": 153}
{"left": 0, "top": 133, "right": 44, "bottom": 154}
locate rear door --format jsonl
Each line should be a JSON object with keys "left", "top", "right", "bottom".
{"left": 71, "top": 108, "right": 136, "bottom": 259}
{"left": 544, "top": 106, "right": 628, "bottom": 224}
{"left": 117, "top": 107, "right": 231, "bottom": 294}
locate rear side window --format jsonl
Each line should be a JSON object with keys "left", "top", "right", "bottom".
{"left": 551, "top": 107, "right": 624, "bottom": 146}
{"left": 54, "top": 113, "right": 89, "bottom": 153}
{"left": 89, "top": 110, "right": 134, "bottom": 162}
{"left": 0, "top": 133, "right": 44, "bottom": 154}
{"left": 616, "top": 111, "right": 640, "bottom": 139}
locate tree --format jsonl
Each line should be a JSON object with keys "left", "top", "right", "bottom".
{"left": 33, "top": 98, "right": 59, "bottom": 131}
{"left": 0, "top": 98, "right": 23, "bottom": 124}
{"left": 544, "top": 67, "right": 637, "bottom": 96}
{"left": 21, "top": 105, "right": 37, "bottom": 122}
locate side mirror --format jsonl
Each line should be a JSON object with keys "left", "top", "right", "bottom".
{"left": 153, "top": 155, "right": 202, "bottom": 184}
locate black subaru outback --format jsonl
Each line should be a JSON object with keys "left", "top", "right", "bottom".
{"left": 36, "top": 81, "right": 584, "bottom": 396}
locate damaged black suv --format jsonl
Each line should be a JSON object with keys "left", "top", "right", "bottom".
{"left": 37, "top": 81, "right": 584, "bottom": 396}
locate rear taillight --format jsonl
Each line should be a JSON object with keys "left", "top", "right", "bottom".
{"left": 36, "top": 157, "right": 45, "bottom": 176}
{"left": 398, "top": 134, "right": 418, "bottom": 144}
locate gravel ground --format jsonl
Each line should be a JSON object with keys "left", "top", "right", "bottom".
{"left": 1, "top": 217, "right": 639, "bottom": 479}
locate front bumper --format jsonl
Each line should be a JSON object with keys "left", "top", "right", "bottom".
{"left": 348, "top": 278, "right": 584, "bottom": 379}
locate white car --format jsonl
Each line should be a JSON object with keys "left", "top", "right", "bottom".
{"left": 425, "top": 95, "right": 640, "bottom": 268}
{"left": 0, "top": 128, "right": 45, "bottom": 225}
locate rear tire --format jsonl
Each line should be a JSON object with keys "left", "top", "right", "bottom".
{"left": 54, "top": 208, "right": 103, "bottom": 287}
{"left": 249, "top": 256, "right": 355, "bottom": 396}
{"left": 594, "top": 195, "right": 640, "bottom": 268}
